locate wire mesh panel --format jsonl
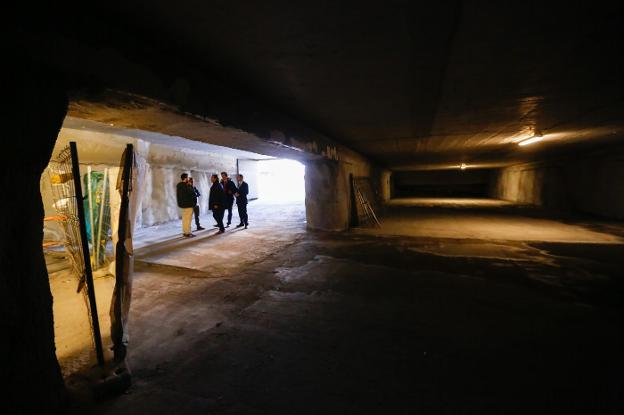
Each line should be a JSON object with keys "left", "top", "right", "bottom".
{"left": 48, "top": 146, "right": 86, "bottom": 287}
{"left": 47, "top": 144, "right": 101, "bottom": 359}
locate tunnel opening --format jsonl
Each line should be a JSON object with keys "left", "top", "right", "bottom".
{"left": 257, "top": 158, "right": 305, "bottom": 202}
{"left": 374, "top": 166, "right": 624, "bottom": 244}
{"left": 8, "top": 2, "right": 623, "bottom": 411}
{"left": 40, "top": 116, "right": 308, "bottom": 377}
{"left": 391, "top": 168, "right": 496, "bottom": 199}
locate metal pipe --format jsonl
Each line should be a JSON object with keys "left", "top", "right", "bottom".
{"left": 70, "top": 142, "right": 105, "bottom": 366}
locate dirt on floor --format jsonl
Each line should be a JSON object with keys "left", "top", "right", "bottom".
{"left": 48, "top": 200, "right": 306, "bottom": 376}
{"left": 45, "top": 250, "right": 115, "bottom": 376}
{"left": 51, "top": 199, "right": 623, "bottom": 414}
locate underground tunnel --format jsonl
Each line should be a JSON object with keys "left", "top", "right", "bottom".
{"left": 42, "top": 117, "right": 307, "bottom": 376}
{"left": 4, "top": 1, "right": 623, "bottom": 414}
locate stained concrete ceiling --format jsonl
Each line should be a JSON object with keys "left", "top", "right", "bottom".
{"left": 30, "top": 2, "right": 624, "bottom": 169}
{"left": 62, "top": 116, "right": 272, "bottom": 161}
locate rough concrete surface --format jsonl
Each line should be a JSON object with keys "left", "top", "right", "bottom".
{"left": 492, "top": 147, "right": 624, "bottom": 220}
{"left": 60, "top": 199, "right": 623, "bottom": 414}
{"left": 373, "top": 198, "right": 623, "bottom": 243}
{"left": 46, "top": 251, "right": 115, "bottom": 376}
{"left": 42, "top": 122, "right": 247, "bottom": 234}
{"left": 133, "top": 200, "right": 307, "bottom": 275}
{"left": 48, "top": 201, "right": 306, "bottom": 375}
{"left": 305, "top": 159, "right": 351, "bottom": 231}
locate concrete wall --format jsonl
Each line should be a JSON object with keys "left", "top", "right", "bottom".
{"left": 41, "top": 126, "right": 240, "bottom": 241}
{"left": 491, "top": 146, "right": 624, "bottom": 219}
{"left": 304, "top": 146, "right": 373, "bottom": 231}
{"left": 380, "top": 169, "right": 392, "bottom": 203}
{"left": 3, "top": 66, "right": 67, "bottom": 413}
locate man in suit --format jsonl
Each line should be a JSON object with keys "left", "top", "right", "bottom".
{"left": 220, "top": 172, "right": 238, "bottom": 227}
{"left": 209, "top": 174, "right": 226, "bottom": 233}
{"left": 176, "top": 173, "right": 196, "bottom": 237}
{"left": 235, "top": 173, "right": 249, "bottom": 229}
{"left": 188, "top": 177, "right": 205, "bottom": 231}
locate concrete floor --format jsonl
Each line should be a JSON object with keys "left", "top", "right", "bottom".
{"left": 47, "top": 200, "right": 306, "bottom": 374}
{"left": 58, "top": 198, "right": 622, "bottom": 414}
{"left": 46, "top": 251, "right": 115, "bottom": 375}
{"left": 132, "top": 200, "right": 306, "bottom": 274}
{"left": 369, "top": 198, "right": 624, "bottom": 243}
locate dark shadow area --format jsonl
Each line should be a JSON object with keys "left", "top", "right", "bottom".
{"left": 66, "top": 228, "right": 622, "bottom": 415}
{"left": 392, "top": 169, "right": 494, "bottom": 198}
{"left": 7, "top": 2, "right": 623, "bottom": 414}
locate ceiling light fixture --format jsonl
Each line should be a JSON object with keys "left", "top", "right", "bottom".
{"left": 518, "top": 131, "right": 543, "bottom": 146}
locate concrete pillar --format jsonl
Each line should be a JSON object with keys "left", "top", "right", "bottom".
{"left": 2, "top": 61, "right": 68, "bottom": 412}
{"left": 304, "top": 159, "right": 350, "bottom": 231}
{"left": 377, "top": 169, "right": 392, "bottom": 203}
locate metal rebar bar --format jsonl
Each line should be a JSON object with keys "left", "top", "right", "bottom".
{"left": 70, "top": 142, "right": 105, "bottom": 366}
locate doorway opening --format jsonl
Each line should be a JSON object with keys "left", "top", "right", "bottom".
{"left": 257, "top": 159, "right": 305, "bottom": 202}
{"left": 41, "top": 117, "right": 309, "bottom": 377}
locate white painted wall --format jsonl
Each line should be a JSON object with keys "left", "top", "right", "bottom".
{"left": 42, "top": 126, "right": 241, "bottom": 241}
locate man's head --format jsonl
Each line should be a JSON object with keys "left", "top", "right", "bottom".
{"left": 220, "top": 172, "right": 228, "bottom": 181}
{"left": 237, "top": 174, "right": 244, "bottom": 182}
{"left": 188, "top": 177, "right": 194, "bottom": 185}
{"left": 211, "top": 174, "right": 219, "bottom": 184}
{"left": 180, "top": 173, "right": 189, "bottom": 182}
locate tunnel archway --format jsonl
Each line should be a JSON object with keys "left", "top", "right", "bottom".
{"left": 9, "top": 2, "right": 624, "bottom": 412}
{"left": 257, "top": 159, "right": 305, "bottom": 202}
{"left": 40, "top": 116, "right": 312, "bottom": 381}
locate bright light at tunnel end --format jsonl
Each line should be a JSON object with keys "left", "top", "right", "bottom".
{"left": 258, "top": 159, "right": 305, "bottom": 202}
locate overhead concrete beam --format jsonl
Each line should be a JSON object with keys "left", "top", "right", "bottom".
{"left": 16, "top": 26, "right": 374, "bottom": 168}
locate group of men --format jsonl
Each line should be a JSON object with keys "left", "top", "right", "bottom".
{"left": 176, "top": 172, "right": 249, "bottom": 237}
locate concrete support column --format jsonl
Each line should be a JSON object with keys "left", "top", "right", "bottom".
{"left": 376, "top": 169, "right": 392, "bottom": 203}
{"left": 304, "top": 159, "right": 350, "bottom": 231}
{"left": 2, "top": 61, "right": 68, "bottom": 412}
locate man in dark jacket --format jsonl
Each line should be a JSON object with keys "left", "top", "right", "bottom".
{"left": 176, "top": 173, "right": 196, "bottom": 237}
{"left": 220, "top": 172, "right": 238, "bottom": 227}
{"left": 235, "top": 174, "right": 249, "bottom": 229}
{"left": 209, "top": 174, "right": 226, "bottom": 233}
{"left": 188, "top": 177, "right": 204, "bottom": 231}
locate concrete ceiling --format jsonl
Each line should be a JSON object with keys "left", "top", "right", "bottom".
{"left": 43, "top": 2, "right": 624, "bottom": 169}
{"left": 62, "top": 116, "right": 272, "bottom": 160}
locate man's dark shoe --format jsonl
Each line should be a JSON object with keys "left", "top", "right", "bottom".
{"left": 217, "top": 229, "right": 225, "bottom": 234}
{"left": 183, "top": 233, "right": 195, "bottom": 238}
{"left": 213, "top": 224, "right": 219, "bottom": 227}
{"left": 197, "top": 226, "right": 205, "bottom": 230}
{"left": 235, "top": 224, "right": 244, "bottom": 228}
{"left": 244, "top": 225, "right": 248, "bottom": 229}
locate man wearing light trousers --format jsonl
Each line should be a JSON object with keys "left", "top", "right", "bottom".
{"left": 176, "top": 173, "right": 196, "bottom": 238}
